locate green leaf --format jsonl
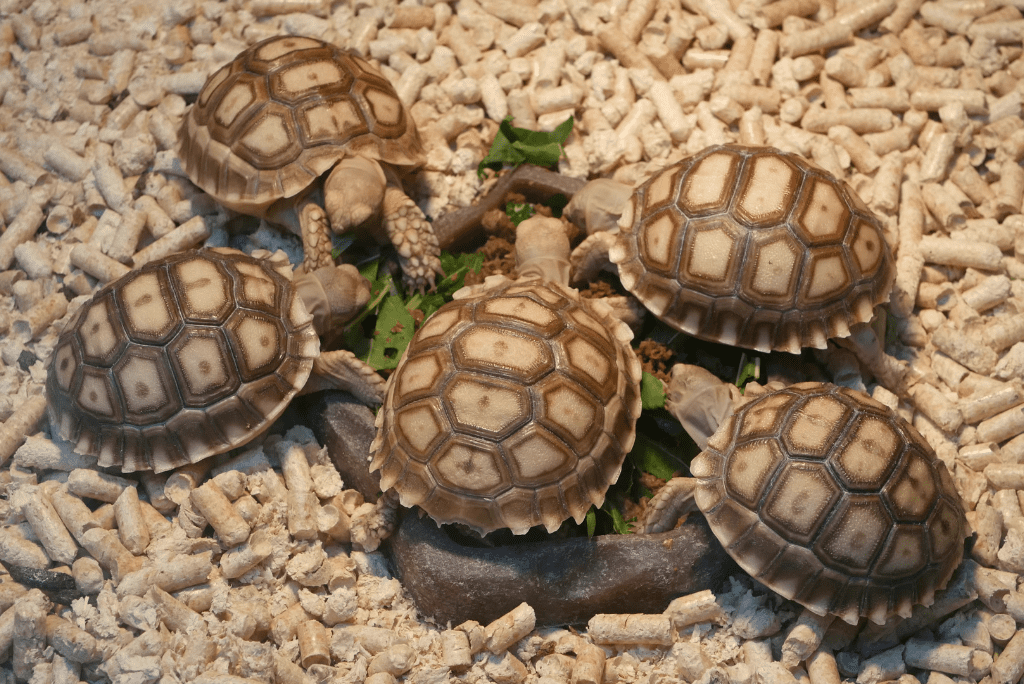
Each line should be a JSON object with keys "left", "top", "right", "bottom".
{"left": 736, "top": 359, "right": 759, "bottom": 388}
{"left": 437, "top": 251, "right": 484, "bottom": 297}
{"left": 630, "top": 433, "right": 685, "bottom": 482}
{"left": 365, "top": 296, "right": 416, "bottom": 370}
{"left": 640, "top": 372, "right": 666, "bottom": 410}
{"left": 477, "top": 115, "right": 575, "bottom": 177}
{"left": 608, "top": 507, "right": 635, "bottom": 535}
{"left": 505, "top": 202, "right": 534, "bottom": 226}
{"left": 585, "top": 508, "right": 596, "bottom": 537}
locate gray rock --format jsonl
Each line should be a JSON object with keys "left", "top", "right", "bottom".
{"left": 301, "top": 391, "right": 382, "bottom": 501}
{"left": 386, "top": 510, "right": 737, "bottom": 627}
{"left": 306, "top": 390, "right": 738, "bottom": 627}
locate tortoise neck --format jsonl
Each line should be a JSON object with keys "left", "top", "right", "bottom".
{"left": 515, "top": 216, "right": 570, "bottom": 285}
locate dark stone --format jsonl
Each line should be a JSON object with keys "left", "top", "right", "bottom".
{"left": 386, "top": 510, "right": 738, "bottom": 627}
{"left": 17, "top": 349, "right": 38, "bottom": 372}
{"left": 300, "top": 391, "right": 382, "bottom": 501}
{"left": 306, "top": 389, "right": 739, "bottom": 627}
{"left": 2, "top": 562, "right": 81, "bottom": 604}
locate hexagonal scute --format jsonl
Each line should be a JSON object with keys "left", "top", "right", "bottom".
{"left": 414, "top": 306, "right": 468, "bottom": 348}
{"left": 443, "top": 375, "right": 531, "bottom": 441}
{"left": 453, "top": 325, "right": 554, "bottom": 384}
{"left": 431, "top": 437, "right": 511, "bottom": 497}
{"left": 238, "top": 105, "right": 303, "bottom": 168}
{"left": 171, "top": 256, "right": 234, "bottom": 324}
{"left": 505, "top": 425, "right": 578, "bottom": 486}
{"left": 298, "top": 97, "right": 369, "bottom": 146}
{"left": 742, "top": 229, "right": 803, "bottom": 305}
{"left": 558, "top": 333, "right": 618, "bottom": 403}
{"left": 637, "top": 209, "right": 684, "bottom": 275}
{"left": 737, "top": 391, "right": 797, "bottom": 440}
{"left": 168, "top": 328, "right": 239, "bottom": 408}
{"left": 873, "top": 525, "right": 928, "bottom": 578}
{"left": 724, "top": 438, "right": 784, "bottom": 508}
{"left": 77, "top": 294, "right": 126, "bottom": 367}
{"left": 734, "top": 152, "right": 800, "bottom": 227}
{"left": 679, "top": 149, "right": 740, "bottom": 215}
{"left": 118, "top": 269, "right": 180, "bottom": 345}
{"left": 794, "top": 176, "right": 852, "bottom": 245}
{"left": 392, "top": 398, "right": 449, "bottom": 463}
{"left": 847, "top": 218, "right": 886, "bottom": 277}
{"left": 928, "top": 498, "right": 966, "bottom": 564}
{"left": 831, "top": 415, "right": 901, "bottom": 491}
{"left": 50, "top": 341, "right": 80, "bottom": 394}
{"left": 815, "top": 495, "right": 892, "bottom": 574}
{"left": 478, "top": 295, "right": 563, "bottom": 337}
{"left": 231, "top": 260, "right": 281, "bottom": 315}
{"left": 883, "top": 448, "right": 938, "bottom": 523}
{"left": 762, "top": 462, "right": 841, "bottom": 545}
{"left": 114, "top": 347, "right": 181, "bottom": 425}
{"left": 782, "top": 393, "right": 851, "bottom": 459}
{"left": 536, "top": 374, "right": 602, "bottom": 455}
{"left": 676, "top": 217, "right": 745, "bottom": 295}
{"left": 270, "top": 58, "right": 351, "bottom": 103}
{"left": 357, "top": 83, "right": 405, "bottom": 137}
{"left": 225, "top": 311, "right": 286, "bottom": 382}
{"left": 800, "top": 248, "right": 852, "bottom": 305}
{"left": 642, "top": 164, "right": 683, "bottom": 214}
{"left": 393, "top": 350, "right": 449, "bottom": 406}
{"left": 76, "top": 367, "right": 121, "bottom": 422}
{"left": 213, "top": 75, "right": 257, "bottom": 130}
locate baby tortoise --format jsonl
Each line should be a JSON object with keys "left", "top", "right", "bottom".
{"left": 367, "top": 216, "right": 643, "bottom": 538}
{"left": 644, "top": 364, "right": 967, "bottom": 625}
{"left": 47, "top": 248, "right": 384, "bottom": 473}
{"left": 568, "top": 144, "right": 896, "bottom": 354}
{"left": 178, "top": 35, "right": 442, "bottom": 292}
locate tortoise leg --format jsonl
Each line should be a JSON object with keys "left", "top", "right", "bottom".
{"left": 381, "top": 168, "right": 442, "bottom": 294}
{"left": 640, "top": 477, "right": 698, "bottom": 534}
{"left": 301, "top": 350, "right": 387, "bottom": 406}
{"left": 297, "top": 200, "right": 335, "bottom": 273}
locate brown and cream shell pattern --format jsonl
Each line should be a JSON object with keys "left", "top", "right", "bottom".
{"left": 46, "top": 249, "right": 319, "bottom": 473}
{"left": 369, "top": 278, "right": 643, "bottom": 536}
{"left": 692, "top": 382, "right": 966, "bottom": 625}
{"left": 610, "top": 144, "right": 896, "bottom": 353}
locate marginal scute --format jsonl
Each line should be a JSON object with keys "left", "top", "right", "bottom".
{"left": 693, "top": 383, "right": 966, "bottom": 624}
{"left": 45, "top": 249, "right": 318, "bottom": 473}
{"left": 370, "top": 277, "right": 642, "bottom": 536}
{"left": 610, "top": 144, "right": 895, "bottom": 353}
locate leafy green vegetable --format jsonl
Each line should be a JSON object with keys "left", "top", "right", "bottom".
{"left": 585, "top": 508, "right": 597, "bottom": 538}
{"left": 735, "top": 356, "right": 759, "bottom": 388}
{"left": 505, "top": 202, "right": 534, "bottom": 226}
{"left": 341, "top": 251, "right": 485, "bottom": 372}
{"left": 640, "top": 372, "right": 666, "bottom": 410}
{"left": 477, "top": 116, "right": 574, "bottom": 178}
{"left": 365, "top": 296, "right": 416, "bottom": 370}
{"left": 607, "top": 506, "right": 635, "bottom": 535}
{"left": 629, "top": 433, "right": 685, "bottom": 482}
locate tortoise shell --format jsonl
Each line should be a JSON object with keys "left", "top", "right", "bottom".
{"left": 691, "top": 383, "right": 966, "bottom": 625}
{"left": 369, "top": 278, "right": 643, "bottom": 536}
{"left": 46, "top": 249, "right": 319, "bottom": 473}
{"left": 178, "top": 35, "right": 424, "bottom": 213}
{"left": 611, "top": 144, "right": 895, "bottom": 354}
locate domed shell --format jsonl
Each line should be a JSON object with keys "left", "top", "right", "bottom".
{"left": 178, "top": 35, "right": 424, "bottom": 213}
{"left": 611, "top": 144, "right": 895, "bottom": 354}
{"left": 370, "top": 278, "right": 643, "bottom": 535}
{"left": 46, "top": 249, "right": 320, "bottom": 473}
{"left": 690, "top": 383, "right": 966, "bottom": 625}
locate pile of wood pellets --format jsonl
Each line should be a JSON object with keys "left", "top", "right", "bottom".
{"left": 1, "top": 0, "right": 1024, "bottom": 682}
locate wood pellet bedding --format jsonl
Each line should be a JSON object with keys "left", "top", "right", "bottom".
{"left": 0, "top": 0, "right": 1023, "bottom": 682}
